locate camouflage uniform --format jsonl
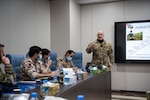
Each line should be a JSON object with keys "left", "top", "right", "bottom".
{"left": 86, "top": 40, "right": 113, "bottom": 66}
{"left": 56, "top": 57, "right": 75, "bottom": 68}
{"left": 35, "top": 61, "right": 51, "bottom": 74}
{"left": 0, "top": 64, "right": 15, "bottom": 84}
{"left": 18, "top": 58, "right": 38, "bottom": 81}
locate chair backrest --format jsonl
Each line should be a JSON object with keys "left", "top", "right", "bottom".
{"left": 72, "top": 52, "right": 83, "bottom": 69}
{"left": 6, "top": 54, "right": 25, "bottom": 81}
{"left": 50, "top": 51, "right": 57, "bottom": 71}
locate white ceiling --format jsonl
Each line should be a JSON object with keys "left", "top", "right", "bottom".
{"left": 77, "top": 0, "right": 124, "bottom": 4}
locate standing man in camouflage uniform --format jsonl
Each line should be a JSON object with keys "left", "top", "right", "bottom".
{"left": 18, "top": 46, "right": 56, "bottom": 81}
{"left": 0, "top": 44, "right": 15, "bottom": 83}
{"left": 86, "top": 31, "right": 113, "bottom": 69}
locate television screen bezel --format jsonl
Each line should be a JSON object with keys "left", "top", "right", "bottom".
{"left": 114, "top": 19, "right": 150, "bottom": 64}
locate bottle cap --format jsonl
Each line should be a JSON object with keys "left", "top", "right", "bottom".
{"left": 31, "top": 92, "right": 37, "bottom": 98}
{"left": 65, "top": 72, "right": 68, "bottom": 75}
{"left": 77, "top": 95, "right": 84, "bottom": 100}
{"left": 43, "top": 80, "right": 48, "bottom": 84}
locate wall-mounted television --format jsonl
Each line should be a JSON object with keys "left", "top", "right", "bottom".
{"left": 115, "top": 20, "right": 150, "bottom": 63}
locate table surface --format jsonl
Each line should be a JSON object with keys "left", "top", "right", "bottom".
{"left": 25, "top": 71, "right": 111, "bottom": 100}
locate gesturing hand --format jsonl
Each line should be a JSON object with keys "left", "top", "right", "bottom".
{"left": 47, "top": 60, "right": 52, "bottom": 68}
{"left": 89, "top": 43, "right": 96, "bottom": 50}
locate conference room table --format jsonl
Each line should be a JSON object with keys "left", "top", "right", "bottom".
{"left": 25, "top": 71, "right": 111, "bottom": 100}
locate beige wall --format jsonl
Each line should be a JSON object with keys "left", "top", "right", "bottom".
{"left": 50, "top": 0, "right": 70, "bottom": 57}
{"left": 50, "top": 0, "right": 81, "bottom": 57}
{"left": 0, "top": 0, "right": 51, "bottom": 56}
{"left": 70, "top": 0, "right": 81, "bottom": 52}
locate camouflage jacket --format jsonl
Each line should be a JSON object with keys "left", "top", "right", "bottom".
{"left": 0, "top": 64, "right": 15, "bottom": 84}
{"left": 86, "top": 40, "right": 113, "bottom": 66}
{"left": 56, "top": 56, "right": 75, "bottom": 68}
{"left": 18, "top": 58, "right": 38, "bottom": 81}
{"left": 35, "top": 61, "right": 51, "bottom": 74}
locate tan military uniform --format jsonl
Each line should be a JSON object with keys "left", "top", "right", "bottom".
{"left": 56, "top": 57, "right": 75, "bottom": 68}
{"left": 86, "top": 40, "right": 113, "bottom": 66}
{"left": 18, "top": 58, "right": 38, "bottom": 81}
{"left": 35, "top": 61, "right": 51, "bottom": 74}
{"left": 0, "top": 64, "right": 15, "bottom": 84}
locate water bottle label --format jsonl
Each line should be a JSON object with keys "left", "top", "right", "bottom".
{"left": 78, "top": 73, "right": 82, "bottom": 80}
{"left": 90, "top": 68, "right": 93, "bottom": 74}
{"left": 64, "top": 77, "right": 69, "bottom": 82}
{"left": 42, "top": 86, "right": 49, "bottom": 96}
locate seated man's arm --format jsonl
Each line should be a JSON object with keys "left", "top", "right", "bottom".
{"left": 1, "top": 56, "right": 15, "bottom": 83}
{"left": 25, "top": 62, "right": 56, "bottom": 79}
{"left": 36, "top": 61, "right": 52, "bottom": 74}
{"left": 35, "top": 71, "right": 56, "bottom": 78}
{"left": 70, "top": 61, "right": 78, "bottom": 73}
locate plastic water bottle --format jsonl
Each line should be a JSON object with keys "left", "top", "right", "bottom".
{"left": 41, "top": 80, "right": 50, "bottom": 98}
{"left": 56, "top": 67, "right": 60, "bottom": 76}
{"left": 30, "top": 92, "right": 39, "bottom": 100}
{"left": 77, "top": 95, "right": 84, "bottom": 100}
{"left": 89, "top": 66, "right": 93, "bottom": 75}
{"left": 59, "top": 68, "right": 64, "bottom": 84}
{"left": 77, "top": 69, "right": 82, "bottom": 80}
{"left": 64, "top": 72, "right": 69, "bottom": 85}
{"left": 53, "top": 76, "right": 58, "bottom": 83}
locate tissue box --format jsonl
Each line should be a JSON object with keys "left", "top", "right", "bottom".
{"left": 40, "top": 83, "right": 60, "bottom": 96}
{"left": 69, "top": 76, "right": 77, "bottom": 84}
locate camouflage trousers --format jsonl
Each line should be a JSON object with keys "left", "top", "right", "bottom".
{"left": 0, "top": 64, "right": 16, "bottom": 84}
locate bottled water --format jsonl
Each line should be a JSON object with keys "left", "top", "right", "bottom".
{"left": 77, "top": 69, "right": 82, "bottom": 80}
{"left": 59, "top": 68, "right": 64, "bottom": 84}
{"left": 89, "top": 66, "right": 93, "bottom": 75}
{"left": 52, "top": 76, "right": 58, "bottom": 83}
{"left": 30, "top": 92, "right": 39, "bottom": 100}
{"left": 41, "top": 80, "right": 50, "bottom": 98}
{"left": 56, "top": 67, "right": 60, "bottom": 76}
{"left": 64, "top": 72, "right": 69, "bottom": 85}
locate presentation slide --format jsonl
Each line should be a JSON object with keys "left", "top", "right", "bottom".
{"left": 126, "top": 22, "right": 150, "bottom": 60}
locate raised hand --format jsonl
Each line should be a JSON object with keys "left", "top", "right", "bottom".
{"left": 1, "top": 56, "right": 10, "bottom": 65}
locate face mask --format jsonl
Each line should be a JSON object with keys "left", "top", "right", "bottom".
{"left": 46, "top": 56, "right": 51, "bottom": 62}
{"left": 47, "top": 56, "right": 50, "bottom": 60}
{"left": 66, "top": 56, "right": 72, "bottom": 61}
{"left": 37, "top": 54, "right": 42, "bottom": 61}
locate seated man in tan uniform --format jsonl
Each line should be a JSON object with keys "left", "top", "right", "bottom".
{"left": 18, "top": 46, "right": 56, "bottom": 81}
{"left": 56, "top": 50, "right": 78, "bottom": 73}
{"left": 0, "top": 44, "right": 15, "bottom": 84}
{"left": 36, "top": 48, "right": 53, "bottom": 74}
